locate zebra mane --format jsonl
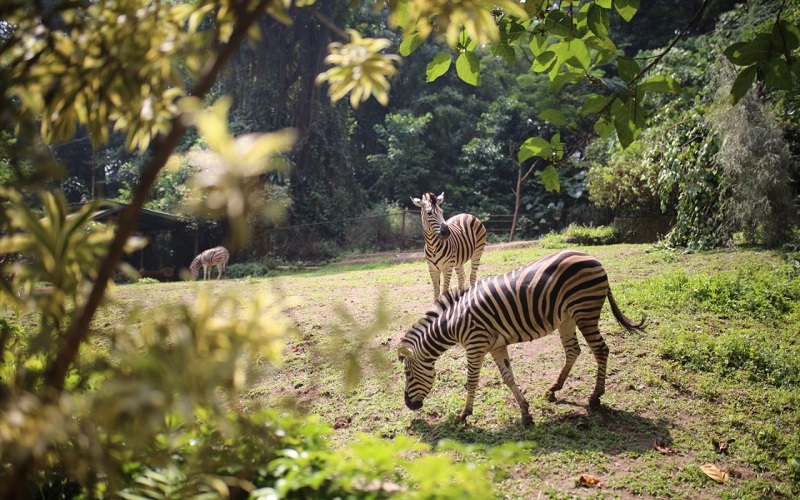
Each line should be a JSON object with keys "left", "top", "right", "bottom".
{"left": 411, "top": 287, "right": 467, "bottom": 331}
{"left": 438, "top": 286, "right": 467, "bottom": 308}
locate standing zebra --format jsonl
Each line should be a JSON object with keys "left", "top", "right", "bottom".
{"left": 190, "top": 246, "right": 230, "bottom": 280}
{"left": 398, "top": 250, "right": 645, "bottom": 425}
{"left": 412, "top": 192, "right": 486, "bottom": 302}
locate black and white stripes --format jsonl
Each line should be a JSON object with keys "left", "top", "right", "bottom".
{"left": 398, "top": 250, "right": 645, "bottom": 424}
{"left": 190, "top": 246, "right": 229, "bottom": 280}
{"left": 412, "top": 192, "right": 487, "bottom": 301}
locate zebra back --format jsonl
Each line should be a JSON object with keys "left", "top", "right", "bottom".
{"left": 399, "top": 250, "right": 645, "bottom": 420}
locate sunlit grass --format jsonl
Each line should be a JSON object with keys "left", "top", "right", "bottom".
{"left": 103, "top": 243, "right": 800, "bottom": 498}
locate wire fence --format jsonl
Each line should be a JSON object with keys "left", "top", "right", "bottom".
{"left": 248, "top": 210, "right": 521, "bottom": 262}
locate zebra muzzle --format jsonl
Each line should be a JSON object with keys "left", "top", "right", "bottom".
{"left": 404, "top": 395, "right": 423, "bottom": 411}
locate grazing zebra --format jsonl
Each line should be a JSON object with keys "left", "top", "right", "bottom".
{"left": 190, "top": 246, "right": 229, "bottom": 280}
{"left": 412, "top": 192, "right": 487, "bottom": 302}
{"left": 398, "top": 250, "right": 645, "bottom": 425}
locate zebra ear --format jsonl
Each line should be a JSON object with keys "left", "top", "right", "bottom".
{"left": 398, "top": 343, "right": 416, "bottom": 360}
{"left": 411, "top": 197, "right": 423, "bottom": 208}
{"left": 437, "top": 192, "right": 445, "bottom": 205}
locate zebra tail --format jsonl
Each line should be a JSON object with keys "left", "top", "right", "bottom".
{"left": 607, "top": 289, "right": 646, "bottom": 332}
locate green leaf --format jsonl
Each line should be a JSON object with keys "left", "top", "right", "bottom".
{"left": 614, "top": 0, "right": 639, "bottom": 22}
{"left": 532, "top": 51, "right": 557, "bottom": 73}
{"left": 724, "top": 35, "right": 772, "bottom": 66}
{"left": 550, "top": 133, "right": 564, "bottom": 161}
{"left": 594, "top": 118, "right": 615, "bottom": 138}
{"left": 772, "top": 20, "right": 800, "bottom": 52}
{"left": 545, "top": 10, "right": 573, "bottom": 37}
{"left": 518, "top": 137, "right": 551, "bottom": 163}
{"left": 596, "top": 0, "right": 612, "bottom": 8}
{"left": 492, "top": 43, "right": 516, "bottom": 66}
{"left": 585, "top": 36, "right": 618, "bottom": 65}
{"left": 456, "top": 51, "right": 481, "bottom": 86}
{"left": 580, "top": 94, "right": 612, "bottom": 115}
{"left": 761, "top": 58, "right": 794, "bottom": 90}
{"left": 529, "top": 33, "right": 548, "bottom": 56}
{"left": 500, "top": 17, "right": 527, "bottom": 45}
{"left": 617, "top": 58, "right": 640, "bottom": 82}
{"left": 561, "top": 38, "right": 591, "bottom": 70}
{"left": 426, "top": 52, "right": 452, "bottom": 82}
{"left": 550, "top": 69, "right": 585, "bottom": 92}
{"left": 400, "top": 34, "right": 423, "bottom": 56}
{"left": 729, "top": 65, "right": 757, "bottom": 104}
{"left": 599, "top": 77, "right": 628, "bottom": 100}
{"left": 538, "top": 109, "right": 568, "bottom": 126}
{"left": 587, "top": 4, "right": 610, "bottom": 38}
{"left": 613, "top": 98, "right": 643, "bottom": 148}
{"left": 638, "top": 74, "right": 681, "bottom": 93}
{"left": 541, "top": 165, "right": 560, "bottom": 192}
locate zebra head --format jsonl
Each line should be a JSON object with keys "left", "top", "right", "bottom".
{"left": 398, "top": 341, "right": 436, "bottom": 411}
{"left": 411, "top": 192, "right": 450, "bottom": 240}
{"left": 189, "top": 259, "right": 200, "bottom": 280}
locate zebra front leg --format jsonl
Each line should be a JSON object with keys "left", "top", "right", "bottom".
{"left": 547, "top": 319, "right": 581, "bottom": 403}
{"left": 457, "top": 351, "right": 485, "bottom": 424}
{"left": 490, "top": 346, "right": 532, "bottom": 425}
{"left": 427, "top": 263, "right": 441, "bottom": 301}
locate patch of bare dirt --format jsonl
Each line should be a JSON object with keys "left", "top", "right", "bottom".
{"left": 333, "top": 240, "right": 538, "bottom": 266}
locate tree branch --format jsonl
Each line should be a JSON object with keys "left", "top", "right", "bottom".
{"left": 44, "top": 0, "right": 272, "bottom": 393}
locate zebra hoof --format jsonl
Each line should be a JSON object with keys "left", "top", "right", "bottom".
{"left": 521, "top": 414, "right": 533, "bottom": 426}
{"left": 545, "top": 390, "right": 557, "bottom": 403}
{"left": 588, "top": 396, "right": 602, "bottom": 409}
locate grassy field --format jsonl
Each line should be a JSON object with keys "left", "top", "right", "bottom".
{"left": 106, "top": 242, "right": 800, "bottom": 498}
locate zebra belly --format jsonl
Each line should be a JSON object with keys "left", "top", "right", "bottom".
{"left": 487, "top": 321, "right": 560, "bottom": 351}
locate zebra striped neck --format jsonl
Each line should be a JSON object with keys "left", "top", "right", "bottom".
{"left": 406, "top": 295, "right": 463, "bottom": 361}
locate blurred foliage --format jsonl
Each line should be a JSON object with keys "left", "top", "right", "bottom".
{"left": 0, "top": 1, "right": 535, "bottom": 497}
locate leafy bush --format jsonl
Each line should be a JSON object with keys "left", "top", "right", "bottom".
{"left": 109, "top": 409, "right": 523, "bottom": 499}
{"left": 586, "top": 141, "right": 662, "bottom": 217}
{"left": 227, "top": 261, "right": 270, "bottom": 278}
{"left": 539, "top": 225, "right": 616, "bottom": 248}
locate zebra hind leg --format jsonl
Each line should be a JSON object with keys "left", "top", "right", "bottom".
{"left": 469, "top": 251, "right": 483, "bottom": 287}
{"left": 490, "top": 346, "right": 532, "bottom": 425}
{"left": 441, "top": 266, "right": 454, "bottom": 298}
{"left": 576, "top": 318, "right": 609, "bottom": 409}
{"left": 454, "top": 265, "right": 467, "bottom": 291}
{"left": 546, "top": 318, "right": 581, "bottom": 403}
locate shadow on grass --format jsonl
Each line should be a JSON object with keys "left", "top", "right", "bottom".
{"left": 409, "top": 403, "right": 672, "bottom": 456}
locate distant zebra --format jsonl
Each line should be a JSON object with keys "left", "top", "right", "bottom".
{"left": 412, "top": 192, "right": 486, "bottom": 301}
{"left": 398, "top": 250, "right": 645, "bottom": 425}
{"left": 190, "top": 246, "right": 229, "bottom": 280}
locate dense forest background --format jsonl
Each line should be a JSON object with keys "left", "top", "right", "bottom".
{"left": 51, "top": 0, "right": 799, "bottom": 261}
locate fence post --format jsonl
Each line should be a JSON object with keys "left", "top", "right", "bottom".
{"left": 401, "top": 209, "right": 406, "bottom": 250}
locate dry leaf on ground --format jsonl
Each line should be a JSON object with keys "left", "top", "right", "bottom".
{"left": 712, "top": 438, "right": 735, "bottom": 454}
{"left": 700, "top": 463, "right": 729, "bottom": 483}
{"left": 577, "top": 473, "right": 602, "bottom": 487}
{"left": 654, "top": 437, "right": 676, "bottom": 455}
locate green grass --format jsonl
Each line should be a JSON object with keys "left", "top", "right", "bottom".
{"left": 104, "top": 243, "right": 800, "bottom": 498}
